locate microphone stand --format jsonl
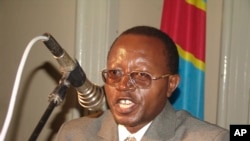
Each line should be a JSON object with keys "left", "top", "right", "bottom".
{"left": 29, "top": 33, "right": 89, "bottom": 140}
{"left": 28, "top": 73, "right": 70, "bottom": 141}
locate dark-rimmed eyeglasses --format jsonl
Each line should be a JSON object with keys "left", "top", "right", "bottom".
{"left": 101, "top": 69, "right": 171, "bottom": 89}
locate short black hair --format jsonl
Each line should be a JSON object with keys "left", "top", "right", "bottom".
{"left": 109, "top": 26, "right": 179, "bottom": 74}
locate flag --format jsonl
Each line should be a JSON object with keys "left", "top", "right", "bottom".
{"left": 161, "top": 0, "right": 206, "bottom": 119}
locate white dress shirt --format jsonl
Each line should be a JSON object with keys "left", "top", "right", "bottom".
{"left": 118, "top": 122, "right": 152, "bottom": 141}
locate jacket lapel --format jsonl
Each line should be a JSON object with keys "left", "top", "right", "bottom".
{"left": 98, "top": 111, "right": 119, "bottom": 141}
{"left": 142, "top": 101, "right": 177, "bottom": 141}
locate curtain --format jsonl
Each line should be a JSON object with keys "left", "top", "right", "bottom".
{"left": 161, "top": 0, "right": 206, "bottom": 119}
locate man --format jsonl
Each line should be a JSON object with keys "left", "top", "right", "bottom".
{"left": 56, "top": 26, "right": 229, "bottom": 141}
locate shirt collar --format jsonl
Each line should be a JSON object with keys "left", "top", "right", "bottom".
{"left": 118, "top": 122, "right": 152, "bottom": 141}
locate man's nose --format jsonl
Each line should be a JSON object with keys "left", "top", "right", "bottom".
{"left": 116, "top": 75, "right": 135, "bottom": 91}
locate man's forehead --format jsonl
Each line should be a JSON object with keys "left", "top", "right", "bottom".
{"left": 107, "top": 35, "right": 168, "bottom": 69}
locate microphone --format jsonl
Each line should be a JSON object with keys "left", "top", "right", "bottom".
{"left": 42, "top": 33, "right": 106, "bottom": 111}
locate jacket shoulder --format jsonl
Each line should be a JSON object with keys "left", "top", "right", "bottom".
{"left": 175, "top": 110, "right": 229, "bottom": 141}
{"left": 55, "top": 111, "right": 110, "bottom": 141}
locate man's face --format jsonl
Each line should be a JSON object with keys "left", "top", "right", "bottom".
{"left": 105, "top": 34, "right": 177, "bottom": 133}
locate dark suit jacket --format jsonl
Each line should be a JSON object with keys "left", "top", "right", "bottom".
{"left": 56, "top": 101, "right": 229, "bottom": 141}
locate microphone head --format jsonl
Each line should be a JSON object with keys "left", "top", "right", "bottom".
{"left": 76, "top": 79, "right": 107, "bottom": 111}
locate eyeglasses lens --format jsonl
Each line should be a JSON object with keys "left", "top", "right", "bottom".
{"left": 102, "top": 70, "right": 152, "bottom": 88}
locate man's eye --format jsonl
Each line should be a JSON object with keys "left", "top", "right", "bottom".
{"left": 108, "top": 70, "right": 122, "bottom": 77}
{"left": 132, "top": 72, "right": 150, "bottom": 80}
{"left": 139, "top": 72, "right": 148, "bottom": 77}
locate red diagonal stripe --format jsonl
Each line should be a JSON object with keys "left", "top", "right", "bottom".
{"left": 161, "top": 0, "right": 206, "bottom": 62}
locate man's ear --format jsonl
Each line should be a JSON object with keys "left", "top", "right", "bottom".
{"left": 166, "top": 74, "right": 180, "bottom": 98}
